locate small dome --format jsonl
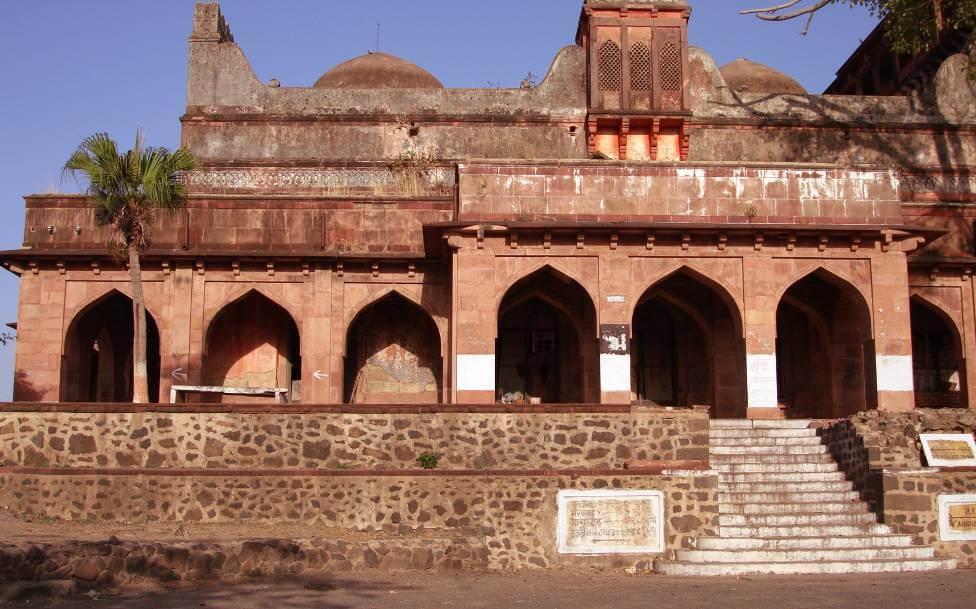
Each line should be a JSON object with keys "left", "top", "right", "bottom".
{"left": 719, "top": 59, "right": 806, "bottom": 95}
{"left": 314, "top": 52, "right": 444, "bottom": 89}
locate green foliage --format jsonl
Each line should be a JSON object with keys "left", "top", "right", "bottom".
{"left": 63, "top": 132, "right": 197, "bottom": 256}
{"left": 847, "top": 0, "right": 976, "bottom": 56}
{"left": 417, "top": 452, "right": 440, "bottom": 470}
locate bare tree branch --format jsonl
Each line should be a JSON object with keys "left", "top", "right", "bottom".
{"left": 740, "top": 0, "right": 833, "bottom": 22}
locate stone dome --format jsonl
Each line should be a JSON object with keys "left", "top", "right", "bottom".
{"left": 313, "top": 52, "right": 444, "bottom": 89}
{"left": 719, "top": 59, "right": 806, "bottom": 95}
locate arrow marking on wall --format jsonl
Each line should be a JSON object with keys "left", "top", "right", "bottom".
{"left": 171, "top": 368, "right": 188, "bottom": 381}
{"left": 313, "top": 370, "right": 328, "bottom": 381}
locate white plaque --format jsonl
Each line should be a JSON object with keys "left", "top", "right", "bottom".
{"left": 920, "top": 433, "right": 976, "bottom": 467}
{"left": 938, "top": 494, "right": 976, "bottom": 541}
{"left": 556, "top": 490, "right": 665, "bottom": 555}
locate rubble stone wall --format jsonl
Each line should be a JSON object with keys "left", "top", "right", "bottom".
{"left": 0, "top": 407, "right": 709, "bottom": 471}
{"left": 0, "top": 471, "right": 718, "bottom": 570}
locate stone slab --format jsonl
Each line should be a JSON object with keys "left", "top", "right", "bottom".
{"left": 920, "top": 434, "right": 976, "bottom": 468}
{"left": 938, "top": 494, "right": 976, "bottom": 542}
{"left": 556, "top": 489, "right": 665, "bottom": 555}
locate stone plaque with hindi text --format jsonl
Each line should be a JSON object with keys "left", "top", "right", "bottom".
{"left": 938, "top": 494, "right": 976, "bottom": 541}
{"left": 556, "top": 490, "right": 664, "bottom": 554}
{"left": 920, "top": 434, "right": 976, "bottom": 467}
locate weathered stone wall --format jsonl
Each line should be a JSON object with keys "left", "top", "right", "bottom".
{"left": 458, "top": 162, "right": 902, "bottom": 224}
{"left": 880, "top": 471, "right": 976, "bottom": 567}
{"left": 821, "top": 410, "right": 976, "bottom": 566}
{"left": 0, "top": 471, "right": 718, "bottom": 570}
{"left": 0, "top": 407, "right": 709, "bottom": 470}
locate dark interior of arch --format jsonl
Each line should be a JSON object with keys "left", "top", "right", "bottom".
{"left": 632, "top": 272, "right": 745, "bottom": 417}
{"left": 203, "top": 291, "right": 301, "bottom": 403}
{"left": 496, "top": 269, "right": 598, "bottom": 404}
{"left": 344, "top": 293, "right": 442, "bottom": 404}
{"left": 62, "top": 292, "right": 160, "bottom": 403}
{"left": 911, "top": 299, "right": 963, "bottom": 407}
{"left": 776, "top": 273, "right": 876, "bottom": 418}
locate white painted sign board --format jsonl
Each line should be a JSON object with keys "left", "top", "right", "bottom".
{"left": 556, "top": 489, "right": 665, "bottom": 555}
{"left": 938, "top": 494, "right": 976, "bottom": 542}
{"left": 919, "top": 433, "right": 976, "bottom": 467}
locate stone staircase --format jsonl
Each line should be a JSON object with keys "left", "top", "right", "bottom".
{"left": 656, "top": 419, "right": 956, "bottom": 576}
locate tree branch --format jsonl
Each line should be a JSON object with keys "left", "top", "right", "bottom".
{"left": 740, "top": 0, "right": 833, "bottom": 22}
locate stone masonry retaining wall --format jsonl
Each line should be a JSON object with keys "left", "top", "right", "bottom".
{"left": 0, "top": 472, "right": 718, "bottom": 570}
{"left": 820, "top": 409, "right": 976, "bottom": 566}
{"left": 0, "top": 406, "right": 709, "bottom": 471}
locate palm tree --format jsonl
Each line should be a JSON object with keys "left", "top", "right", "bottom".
{"left": 64, "top": 132, "right": 197, "bottom": 403}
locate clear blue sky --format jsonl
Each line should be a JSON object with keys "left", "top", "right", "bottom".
{"left": 0, "top": 0, "right": 877, "bottom": 400}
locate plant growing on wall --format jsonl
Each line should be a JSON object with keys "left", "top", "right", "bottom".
{"left": 64, "top": 132, "right": 197, "bottom": 403}
{"left": 417, "top": 452, "right": 440, "bottom": 469}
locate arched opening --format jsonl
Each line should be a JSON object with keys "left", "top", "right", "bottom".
{"left": 496, "top": 267, "right": 598, "bottom": 404}
{"left": 776, "top": 271, "right": 876, "bottom": 418}
{"left": 911, "top": 298, "right": 964, "bottom": 407}
{"left": 344, "top": 292, "right": 442, "bottom": 404}
{"left": 632, "top": 270, "right": 746, "bottom": 417}
{"left": 61, "top": 291, "right": 160, "bottom": 403}
{"left": 203, "top": 291, "right": 301, "bottom": 403}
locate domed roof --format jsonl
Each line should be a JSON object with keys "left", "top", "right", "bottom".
{"left": 314, "top": 52, "right": 444, "bottom": 89}
{"left": 719, "top": 59, "right": 806, "bottom": 95}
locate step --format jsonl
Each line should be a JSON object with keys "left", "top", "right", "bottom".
{"left": 709, "top": 435, "right": 824, "bottom": 446}
{"left": 711, "top": 445, "right": 827, "bottom": 455}
{"left": 696, "top": 535, "right": 915, "bottom": 551}
{"left": 720, "top": 502, "right": 868, "bottom": 516}
{"left": 720, "top": 471, "right": 848, "bottom": 483}
{"left": 675, "top": 546, "right": 935, "bottom": 563}
{"left": 711, "top": 453, "right": 835, "bottom": 465}
{"left": 719, "top": 490, "right": 860, "bottom": 504}
{"left": 719, "top": 523, "right": 893, "bottom": 538}
{"left": 709, "top": 428, "right": 819, "bottom": 439}
{"left": 719, "top": 512, "right": 877, "bottom": 527}
{"left": 710, "top": 419, "right": 814, "bottom": 429}
{"left": 656, "top": 558, "right": 956, "bottom": 577}
{"left": 715, "top": 462, "right": 839, "bottom": 474}
{"left": 719, "top": 480, "right": 854, "bottom": 493}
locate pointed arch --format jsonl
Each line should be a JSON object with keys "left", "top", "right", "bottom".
{"left": 343, "top": 285, "right": 443, "bottom": 357}
{"left": 495, "top": 261, "right": 600, "bottom": 338}
{"left": 203, "top": 285, "right": 301, "bottom": 350}
{"left": 630, "top": 265, "right": 744, "bottom": 340}
{"left": 202, "top": 290, "right": 302, "bottom": 402}
{"left": 775, "top": 268, "right": 877, "bottom": 418}
{"left": 631, "top": 266, "right": 746, "bottom": 416}
{"left": 61, "top": 289, "right": 161, "bottom": 403}
{"left": 495, "top": 264, "right": 599, "bottom": 403}
{"left": 344, "top": 291, "right": 442, "bottom": 404}
{"left": 910, "top": 294, "right": 966, "bottom": 407}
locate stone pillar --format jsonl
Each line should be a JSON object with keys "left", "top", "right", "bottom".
{"left": 743, "top": 257, "right": 780, "bottom": 419}
{"left": 872, "top": 253, "right": 916, "bottom": 412}
{"left": 12, "top": 270, "right": 65, "bottom": 402}
{"left": 965, "top": 275, "right": 976, "bottom": 409}
{"left": 453, "top": 247, "right": 496, "bottom": 403}
{"left": 599, "top": 254, "right": 631, "bottom": 404}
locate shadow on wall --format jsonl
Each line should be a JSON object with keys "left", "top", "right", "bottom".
{"left": 13, "top": 369, "right": 44, "bottom": 402}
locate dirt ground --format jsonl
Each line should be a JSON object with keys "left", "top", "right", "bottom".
{"left": 3, "top": 569, "right": 975, "bottom": 609}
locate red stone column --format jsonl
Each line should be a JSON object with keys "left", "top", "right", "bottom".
{"left": 12, "top": 270, "right": 65, "bottom": 402}
{"left": 743, "top": 257, "right": 780, "bottom": 419}
{"left": 599, "top": 253, "right": 630, "bottom": 404}
{"left": 965, "top": 275, "right": 976, "bottom": 409}
{"left": 453, "top": 246, "right": 496, "bottom": 404}
{"left": 872, "top": 252, "right": 916, "bottom": 412}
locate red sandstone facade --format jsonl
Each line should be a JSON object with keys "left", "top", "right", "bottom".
{"left": 4, "top": 0, "right": 976, "bottom": 418}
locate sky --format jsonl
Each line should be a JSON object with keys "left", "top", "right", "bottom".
{"left": 0, "top": 0, "right": 878, "bottom": 400}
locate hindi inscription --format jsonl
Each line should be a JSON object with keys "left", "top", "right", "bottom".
{"left": 920, "top": 434, "right": 976, "bottom": 467}
{"left": 938, "top": 494, "right": 976, "bottom": 541}
{"left": 556, "top": 490, "right": 664, "bottom": 554}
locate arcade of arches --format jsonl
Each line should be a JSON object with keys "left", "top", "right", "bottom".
{"left": 61, "top": 291, "right": 161, "bottom": 403}
{"left": 53, "top": 269, "right": 970, "bottom": 415}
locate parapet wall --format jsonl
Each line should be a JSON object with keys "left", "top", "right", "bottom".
{"left": 0, "top": 405, "right": 709, "bottom": 470}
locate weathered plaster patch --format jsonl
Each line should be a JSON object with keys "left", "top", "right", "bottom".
{"left": 456, "top": 354, "right": 495, "bottom": 391}
{"left": 876, "top": 355, "right": 915, "bottom": 392}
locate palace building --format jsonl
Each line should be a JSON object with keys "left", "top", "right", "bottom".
{"left": 4, "top": 0, "right": 976, "bottom": 418}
